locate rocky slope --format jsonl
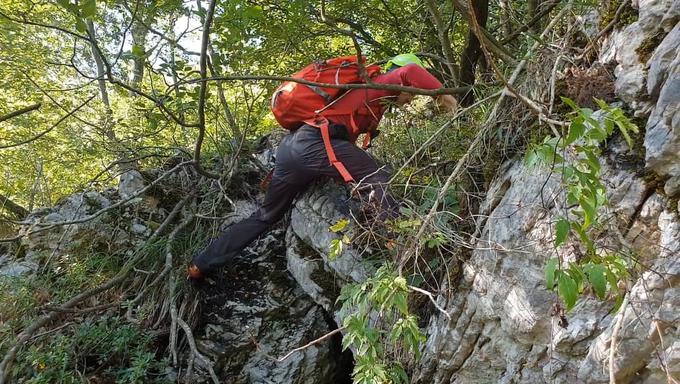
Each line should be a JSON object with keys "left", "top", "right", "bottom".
{"left": 2, "top": 0, "right": 678, "bottom": 383}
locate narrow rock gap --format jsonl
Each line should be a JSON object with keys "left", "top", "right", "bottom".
{"left": 321, "top": 309, "right": 354, "bottom": 384}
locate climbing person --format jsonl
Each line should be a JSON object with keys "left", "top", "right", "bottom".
{"left": 188, "top": 53, "right": 458, "bottom": 279}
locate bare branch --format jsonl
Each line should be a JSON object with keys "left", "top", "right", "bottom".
{"left": 276, "top": 326, "right": 347, "bottom": 362}
{"left": 450, "top": 0, "right": 516, "bottom": 64}
{"left": 0, "top": 103, "right": 41, "bottom": 124}
{"left": 424, "top": 0, "right": 459, "bottom": 81}
{"left": 0, "top": 95, "right": 96, "bottom": 150}
{"left": 194, "top": 0, "right": 220, "bottom": 179}
{"left": 185, "top": 75, "right": 471, "bottom": 96}
{"left": 500, "top": 0, "right": 561, "bottom": 44}
{"left": 408, "top": 285, "right": 452, "bottom": 320}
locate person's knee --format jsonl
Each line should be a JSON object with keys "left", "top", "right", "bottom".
{"left": 254, "top": 208, "right": 282, "bottom": 226}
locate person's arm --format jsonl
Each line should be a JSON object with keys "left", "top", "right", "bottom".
{"left": 378, "top": 63, "right": 442, "bottom": 89}
{"left": 379, "top": 64, "right": 457, "bottom": 112}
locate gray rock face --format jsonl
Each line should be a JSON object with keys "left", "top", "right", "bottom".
{"left": 0, "top": 260, "right": 38, "bottom": 277}
{"left": 286, "top": 181, "right": 377, "bottom": 327}
{"left": 192, "top": 227, "right": 350, "bottom": 383}
{"left": 612, "top": 22, "right": 652, "bottom": 114}
{"left": 602, "top": 0, "right": 680, "bottom": 178}
{"left": 289, "top": 181, "right": 371, "bottom": 285}
{"left": 644, "top": 24, "right": 680, "bottom": 177}
{"left": 413, "top": 141, "right": 679, "bottom": 383}
{"left": 20, "top": 191, "right": 113, "bottom": 263}
{"left": 118, "top": 170, "right": 146, "bottom": 200}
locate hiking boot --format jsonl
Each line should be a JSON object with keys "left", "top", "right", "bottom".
{"left": 187, "top": 263, "right": 204, "bottom": 280}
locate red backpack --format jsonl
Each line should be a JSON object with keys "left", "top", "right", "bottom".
{"left": 270, "top": 56, "right": 381, "bottom": 182}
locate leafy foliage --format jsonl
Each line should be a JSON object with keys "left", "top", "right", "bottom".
{"left": 526, "top": 98, "right": 638, "bottom": 310}
{"left": 17, "top": 316, "right": 168, "bottom": 383}
{"left": 337, "top": 264, "right": 424, "bottom": 384}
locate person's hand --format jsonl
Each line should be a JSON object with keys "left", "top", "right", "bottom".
{"left": 435, "top": 94, "right": 458, "bottom": 113}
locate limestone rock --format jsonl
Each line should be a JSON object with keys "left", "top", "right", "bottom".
{"left": 644, "top": 25, "right": 680, "bottom": 177}
{"left": 191, "top": 227, "right": 349, "bottom": 383}
{"left": 118, "top": 170, "right": 146, "bottom": 200}
{"left": 415, "top": 151, "right": 679, "bottom": 383}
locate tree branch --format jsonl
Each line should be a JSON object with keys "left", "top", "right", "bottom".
{"left": 0, "top": 95, "right": 96, "bottom": 150}
{"left": 424, "top": 0, "right": 459, "bottom": 82}
{"left": 0, "top": 103, "right": 41, "bottom": 124}
{"left": 185, "top": 75, "right": 470, "bottom": 96}
{"left": 193, "top": 0, "right": 220, "bottom": 179}
{"left": 500, "top": 0, "right": 561, "bottom": 44}
{"left": 450, "top": 0, "right": 516, "bottom": 64}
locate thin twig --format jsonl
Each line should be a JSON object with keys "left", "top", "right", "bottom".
{"left": 181, "top": 75, "right": 471, "bottom": 96}
{"left": 408, "top": 285, "right": 451, "bottom": 320}
{"left": 276, "top": 326, "right": 347, "bottom": 362}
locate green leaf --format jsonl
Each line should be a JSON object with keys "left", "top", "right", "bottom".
{"left": 329, "top": 218, "right": 349, "bottom": 233}
{"left": 565, "top": 121, "right": 585, "bottom": 145}
{"left": 393, "top": 292, "right": 408, "bottom": 315}
{"left": 618, "top": 122, "right": 633, "bottom": 148}
{"left": 524, "top": 147, "right": 539, "bottom": 167}
{"left": 545, "top": 258, "right": 558, "bottom": 290}
{"left": 81, "top": 0, "right": 96, "bottom": 18}
{"left": 584, "top": 151, "right": 601, "bottom": 174}
{"left": 131, "top": 44, "right": 145, "bottom": 58}
{"left": 555, "top": 217, "right": 570, "bottom": 247}
{"left": 585, "top": 264, "right": 607, "bottom": 299}
{"left": 328, "top": 239, "right": 342, "bottom": 261}
{"left": 558, "top": 272, "right": 578, "bottom": 310}
{"left": 579, "top": 196, "right": 597, "bottom": 229}
{"left": 75, "top": 18, "right": 87, "bottom": 33}
{"left": 560, "top": 96, "right": 578, "bottom": 111}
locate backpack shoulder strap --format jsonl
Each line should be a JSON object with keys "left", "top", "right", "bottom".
{"left": 303, "top": 117, "right": 355, "bottom": 183}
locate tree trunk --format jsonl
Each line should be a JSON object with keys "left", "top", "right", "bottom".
{"left": 424, "top": 0, "right": 459, "bottom": 82}
{"left": 459, "top": 0, "right": 489, "bottom": 106}
{"left": 130, "top": 20, "right": 148, "bottom": 90}
{"left": 87, "top": 21, "right": 137, "bottom": 175}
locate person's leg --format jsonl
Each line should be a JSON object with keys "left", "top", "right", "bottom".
{"left": 191, "top": 176, "right": 305, "bottom": 274}
{"left": 316, "top": 139, "right": 399, "bottom": 219}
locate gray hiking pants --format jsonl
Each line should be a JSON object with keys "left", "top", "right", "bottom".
{"left": 192, "top": 124, "right": 396, "bottom": 274}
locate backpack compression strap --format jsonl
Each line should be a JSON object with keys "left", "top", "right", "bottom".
{"left": 304, "top": 117, "right": 355, "bottom": 183}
